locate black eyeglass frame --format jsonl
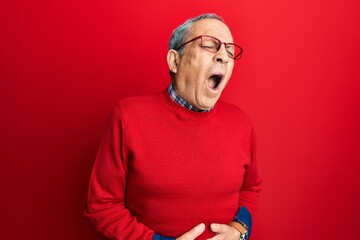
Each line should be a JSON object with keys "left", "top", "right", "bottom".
{"left": 175, "top": 35, "right": 243, "bottom": 60}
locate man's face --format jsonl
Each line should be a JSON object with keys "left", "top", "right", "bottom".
{"left": 173, "top": 19, "right": 235, "bottom": 110}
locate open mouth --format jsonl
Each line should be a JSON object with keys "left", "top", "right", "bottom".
{"left": 207, "top": 74, "right": 223, "bottom": 90}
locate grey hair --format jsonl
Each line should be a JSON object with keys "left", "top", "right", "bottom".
{"left": 168, "top": 13, "right": 225, "bottom": 54}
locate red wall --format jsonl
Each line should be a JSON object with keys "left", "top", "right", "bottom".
{"left": 1, "top": 1, "right": 360, "bottom": 239}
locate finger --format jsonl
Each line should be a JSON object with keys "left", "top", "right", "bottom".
{"left": 177, "top": 223, "right": 205, "bottom": 240}
{"left": 206, "top": 234, "right": 225, "bottom": 240}
{"left": 210, "top": 223, "right": 230, "bottom": 234}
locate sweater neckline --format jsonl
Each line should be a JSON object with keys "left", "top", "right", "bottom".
{"left": 159, "top": 89, "right": 217, "bottom": 121}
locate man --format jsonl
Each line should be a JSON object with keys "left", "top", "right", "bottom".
{"left": 85, "top": 13, "right": 261, "bottom": 240}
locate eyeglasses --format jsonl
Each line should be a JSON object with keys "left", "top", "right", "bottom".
{"left": 175, "top": 35, "right": 243, "bottom": 60}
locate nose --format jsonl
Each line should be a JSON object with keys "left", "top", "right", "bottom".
{"left": 214, "top": 43, "right": 230, "bottom": 63}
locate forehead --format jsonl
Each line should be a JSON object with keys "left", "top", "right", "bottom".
{"left": 188, "top": 18, "right": 233, "bottom": 42}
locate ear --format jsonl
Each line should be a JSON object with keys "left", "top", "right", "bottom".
{"left": 167, "top": 49, "right": 180, "bottom": 74}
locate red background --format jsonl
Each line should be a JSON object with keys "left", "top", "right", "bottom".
{"left": 1, "top": 0, "right": 360, "bottom": 239}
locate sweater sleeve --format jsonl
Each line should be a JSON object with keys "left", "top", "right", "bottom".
{"left": 237, "top": 126, "right": 262, "bottom": 224}
{"left": 84, "top": 103, "right": 154, "bottom": 240}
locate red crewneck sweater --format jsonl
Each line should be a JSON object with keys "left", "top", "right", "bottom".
{"left": 85, "top": 90, "right": 261, "bottom": 240}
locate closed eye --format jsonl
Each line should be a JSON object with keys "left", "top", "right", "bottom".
{"left": 226, "top": 50, "right": 234, "bottom": 57}
{"left": 203, "top": 45, "right": 217, "bottom": 50}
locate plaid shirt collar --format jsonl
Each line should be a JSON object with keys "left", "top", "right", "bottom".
{"left": 167, "top": 83, "right": 212, "bottom": 112}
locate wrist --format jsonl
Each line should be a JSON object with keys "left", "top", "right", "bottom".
{"left": 229, "top": 221, "right": 249, "bottom": 240}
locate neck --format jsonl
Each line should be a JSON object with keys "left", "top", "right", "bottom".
{"left": 168, "top": 83, "right": 213, "bottom": 112}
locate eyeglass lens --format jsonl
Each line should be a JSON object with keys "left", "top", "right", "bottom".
{"left": 201, "top": 36, "right": 240, "bottom": 59}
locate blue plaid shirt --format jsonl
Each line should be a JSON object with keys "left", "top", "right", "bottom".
{"left": 167, "top": 83, "right": 212, "bottom": 112}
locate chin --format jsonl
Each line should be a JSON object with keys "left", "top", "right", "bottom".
{"left": 196, "top": 93, "right": 220, "bottom": 110}
{"left": 199, "top": 100, "right": 217, "bottom": 110}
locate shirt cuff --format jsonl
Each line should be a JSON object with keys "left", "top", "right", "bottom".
{"left": 153, "top": 233, "right": 175, "bottom": 240}
{"left": 235, "top": 206, "right": 252, "bottom": 237}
